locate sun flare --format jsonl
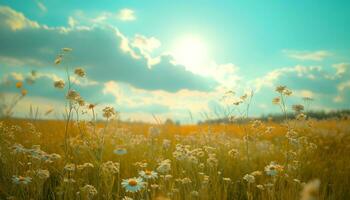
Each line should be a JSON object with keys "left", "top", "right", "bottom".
{"left": 172, "top": 36, "right": 208, "bottom": 73}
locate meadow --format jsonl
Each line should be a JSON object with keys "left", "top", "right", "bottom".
{"left": 0, "top": 49, "right": 349, "bottom": 200}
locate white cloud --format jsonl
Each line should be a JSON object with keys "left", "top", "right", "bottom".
{"left": 332, "top": 63, "right": 349, "bottom": 77}
{"left": 131, "top": 34, "right": 162, "bottom": 67}
{"left": 333, "top": 80, "right": 350, "bottom": 103}
{"left": 337, "top": 80, "right": 350, "bottom": 92}
{"left": 333, "top": 95, "right": 343, "bottom": 103}
{"left": 102, "top": 80, "right": 228, "bottom": 122}
{"left": 283, "top": 50, "right": 332, "bottom": 61}
{"left": 293, "top": 90, "right": 316, "bottom": 99}
{"left": 35, "top": 1, "right": 47, "bottom": 12}
{"left": 254, "top": 65, "right": 323, "bottom": 91}
{"left": 0, "top": 6, "right": 39, "bottom": 30}
{"left": 68, "top": 16, "right": 77, "bottom": 28}
{"left": 117, "top": 9, "right": 136, "bottom": 21}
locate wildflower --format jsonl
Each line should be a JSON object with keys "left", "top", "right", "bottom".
{"left": 66, "top": 90, "right": 80, "bottom": 101}
{"left": 77, "top": 163, "right": 94, "bottom": 170}
{"left": 113, "top": 147, "right": 127, "bottom": 155}
{"left": 162, "top": 139, "right": 171, "bottom": 149}
{"left": 251, "top": 171, "right": 262, "bottom": 176}
{"left": 121, "top": 177, "right": 145, "bottom": 193}
{"left": 294, "top": 179, "right": 301, "bottom": 184}
{"left": 165, "top": 174, "right": 173, "bottom": 181}
{"left": 284, "top": 89, "right": 292, "bottom": 96}
{"left": 62, "top": 48, "right": 73, "bottom": 52}
{"left": 228, "top": 148, "right": 239, "bottom": 158}
{"left": 223, "top": 177, "right": 231, "bottom": 183}
{"left": 256, "top": 184, "right": 265, "bottom": 190}
{"left": 157, "top": 159, "right": 171, "bottom": 174}
{"left": 12, "top": 143, "right": 27, "bottom": 154}
{"left": 301, "top": 179, "right": 320, "bottom": 200}
{"left": 64, "top": 163, "right": 76, "bottom": 172}
{"left": 207, "top": 156, "right": 218, "bottom": 168}
{"left": 181, "top": 177, "right": 192, "bottom": 184}
{"left": 251, "top": 120, "right": 263, "bottom": 129}
{"left": 139, "top": 170, "right": 158, "bottom": 180}
{"left": 100, "top": 161, "right": 120, "bottom": 175}
{"left": 74, "top": 68, "right": 86, "bottom": 77}
{"left": 292, "top": 104, "right": 304, "bottom": 113}
{"left": 12, "top": 175, "right": 32, "bottom": 185}
{"left": 233, "top": 100, "right": 243, "bottom": 106}
{"left": 102, "top": 106, "right": 115, "bottom": 119}
{"left": 80, "top": 184, "right": 98, "bottom": 199}
{"left": 276, "top": 85, "right": 287, "bottom": 93}
{"left": 15, "top": 81, "right": 23, "bottom": 88}
{"left": 122, "top": 197, "right": 134, "bottom": 200}
{"left": 150, "top": 184, "right": 159, "bottom": 189}
{"left": 54, "top": 55, "right": 62, "bottom": 64}
{"left": 21, "top": 89, "right": 27, "bottom": 96}
{"left": 88, "top": 103, "right": 96, "bottom": 109}
{"left": 49, "top": 153, "right": 62, "bottom": 161}
{"left": 149, "top": 126, "right": 160, "bottom": 138}
{"left": 264, "top": 162, "right": 283, "bottom": 176}
{"left": 296, "top": 113, "right": 307, "bottom": 121}
{"left": 265, "top": 126, "right": 274, "bottom": 134}
{"left": 243, "top": 174, "right": 255, "bottom": 183}
{"left": 54, "top": 80, "right": 65, "bottom": 89}
{"left": 240, "top": 94, "right": 248, "bottom": 100}
{"left": 77, "top": 97, "right": 85, "bottom": 106}
{"left": 272, "top": 97, "right": 280, "bottom": 104}
{"left": 63, "top": 178, "right": 76, "bottom": 184}
{"left": 35, "top": 169, "right": 50, "bottom": 180}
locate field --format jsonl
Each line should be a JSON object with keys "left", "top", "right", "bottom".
{"left": 2, "top": 1, "right": 350, "bottom": 199}
{"left": 0, "top": 51, "right": 349, "bottom": 200}
{"left": 0, "top": 113, "right": 349, "bottom": 199}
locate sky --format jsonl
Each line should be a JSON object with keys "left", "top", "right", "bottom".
{"left": 0, "top": 0, "right": 349, "bottom": 123}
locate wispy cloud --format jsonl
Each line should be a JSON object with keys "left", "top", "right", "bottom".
{"left": 283, "top": 50, "right": 332, "bottom": 61}
{"left": 35, "top": 0, "right": 47, "bottom": 12}
{"left": 0, "top": 6, "right": 39, "bottom": 31}
{"left": 117, "top": 8, "right": 136, "bottom": 21}
{"left": 332, "top": 63, "right": 349, "bottom": 77}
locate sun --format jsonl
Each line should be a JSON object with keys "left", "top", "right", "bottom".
{"left": 172, "top": 36, "right": 208, "bottom": 74}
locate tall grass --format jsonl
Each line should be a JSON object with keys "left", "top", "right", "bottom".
{"left": 0, "top": 49, "right": 349, "bottom": 200}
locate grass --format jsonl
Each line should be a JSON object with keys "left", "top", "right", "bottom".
{"left": 0, "top": 48, "right": 349, "bottom": 200}
{"left": 0, "top": 117, "right": 349, "bottom": 199}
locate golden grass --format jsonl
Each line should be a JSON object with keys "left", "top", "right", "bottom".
{"left": 0, "top": 117, "right": 349, "bottom": 200}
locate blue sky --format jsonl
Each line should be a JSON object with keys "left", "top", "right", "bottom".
{"left": 0, "top": 1, "right": 349, "bottom": 122}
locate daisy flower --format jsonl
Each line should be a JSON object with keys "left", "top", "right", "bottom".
{"left": 264, "top": 161, "right": 283, "bottom": 176}
{"left": 12, "top": 175, "right": 32, "bottom": 185}
{"left": 243, "top": 174, "right": 255, "bottom": 183}
{"left": 139, "top": 170, "right": 158, "bottom": 180}
{"left": 113, "top": 147, "right": 127, "bottom": 155}
{"left": 121, "top": 177, "right": 145, "bottom": 193}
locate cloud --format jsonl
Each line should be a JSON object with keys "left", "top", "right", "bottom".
{"left": 0, "top": 6, "right": 39, "bottom": 31}
{"left": 0, "top": 6, "right": 216, "bottom": 92}
{"left": 131, "top": 34, "right": 162, "bottom": 67}
{"left": 332, "top": 63, "right": 349, "bottom": 77}
{"left": 102, "top": 80, "right": 227, "bottom": 122}
{"left": 283, "top": 50, "right": 332, "bottom": 61}
{"left": 35, "top": 1, "right": 47, "bottom": 12}
{"left": 253, "top": 65, "right": 323, "bottom": 91}
{"left": 117, "top": 9, "right": 136, "bottom": 21}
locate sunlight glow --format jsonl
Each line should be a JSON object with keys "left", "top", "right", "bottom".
{"left": 172, "top": 36, "right": 208, "bottom": 74}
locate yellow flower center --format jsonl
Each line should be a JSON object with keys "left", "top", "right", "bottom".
{"left": 145, "top": 170, "right": 152, "bottom": 175}
{"left": 128, "top": 179, "right": 138, "bottom": 186}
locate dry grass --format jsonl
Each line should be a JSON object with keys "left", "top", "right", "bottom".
{"left": 0, "top": 117, "right": 349, "bottom": 200}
